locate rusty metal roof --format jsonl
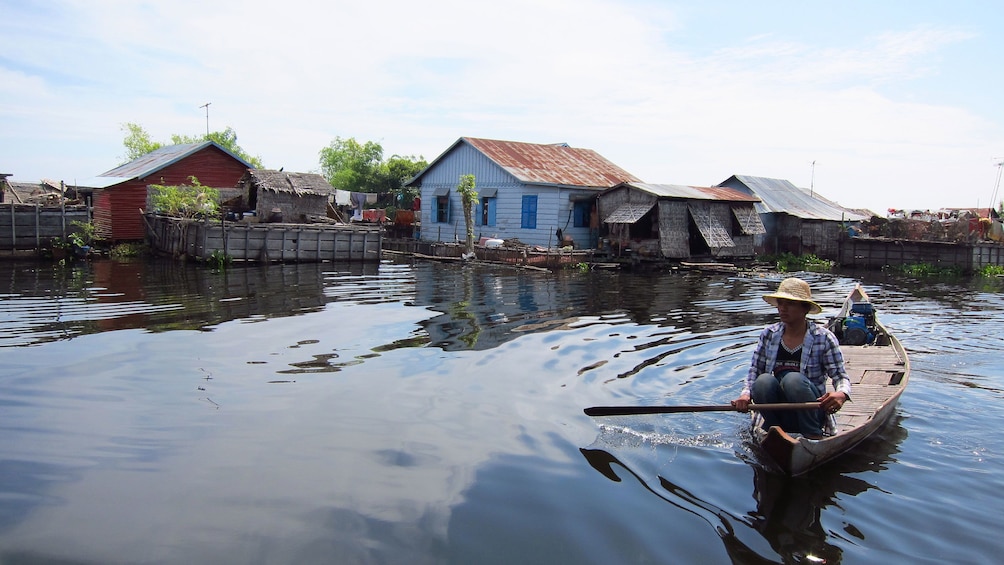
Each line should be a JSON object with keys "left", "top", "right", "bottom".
{"left": 98, "top": 141, "right": 254, "bottom": 180}
{"left": 240, "top": 169, "right": 335, "bottom": 196}
{"left": 618, "top": 182, "right": 761, "bottom": 202}
{"left": 461, "top": 137, "right": 641, "bottom": 188}
{"left": 719, "top": 175, "right": 868, "bottom": 221}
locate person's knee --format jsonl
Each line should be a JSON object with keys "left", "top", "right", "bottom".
{"left": 751, "top": 373, "right": 778, "bottom": 400}
{"left": 778, "top": 372, "right": 806, "bottom": 390}
{"left": 779, "top": 372, "right": 818, "bottom": 400}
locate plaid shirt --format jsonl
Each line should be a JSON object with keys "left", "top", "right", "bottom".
{"left": 742, "top": 321, "right": 851, "bottom": 398}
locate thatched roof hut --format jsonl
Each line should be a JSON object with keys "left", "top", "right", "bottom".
{"left": 239, "top": 169, "right": 336, "bottom": 222}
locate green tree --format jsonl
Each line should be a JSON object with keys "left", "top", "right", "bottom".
{"left": 121, "top": 122, "right": 163, "bottom": 162}
{"left": 318, "top": 137, "right": 427, "bottom": 201}
{"left": 170, "top": 126, "right": 263, "bottom": 168}
{"left": 318, "top": 137, "right": 385, "bottom": 193}
{"left": 381, "top": 154, "right": 428, "bottom": 192}
{"left": 457, "top": 174, "right": 477, "bottom": 255}
{"left": 120, "top": 123, "right": 263, "bottom": 168}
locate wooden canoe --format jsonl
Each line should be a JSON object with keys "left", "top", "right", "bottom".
{"left": 753, "top": 284, "right": 909, "bottom": 476}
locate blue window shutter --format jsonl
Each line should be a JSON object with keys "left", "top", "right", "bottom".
{"left": 521, "top": 195, "right": 537, "bottom": 229}
{"left": 476, "top": 201, "right": 483, "bottom": 226}
{"left": 488, "top": 198, "right": 496, "bottom": 226}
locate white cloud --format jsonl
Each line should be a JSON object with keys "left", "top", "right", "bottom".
{"left": 0, "top": 0, "right": 1000, "bottom": 212}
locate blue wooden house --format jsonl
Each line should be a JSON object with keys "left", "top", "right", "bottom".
{"left": 406, "top": 137, "right": 640, "bottom": 248}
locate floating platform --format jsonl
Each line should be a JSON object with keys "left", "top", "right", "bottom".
{"left": 144, "top": 214, "right": 382, "bottom": 263}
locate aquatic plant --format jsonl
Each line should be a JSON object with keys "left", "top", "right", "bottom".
{"left": 767, "top": 253, "right": 834, "bottom": 272}
{"left": 976, "top": 264, "right": 1004, "bottom": 277}
{"left": 207, "top": 249, "right": 232, "bottom": 270}
{"left": 109, "top": 243, "right": 147, "bottom": 258}
{"left": 883, "top": 262, "right": 964, "bottom": 277}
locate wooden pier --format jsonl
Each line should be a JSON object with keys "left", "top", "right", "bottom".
{"left": 144, "top": 214, "right": 382, "bottom": 263}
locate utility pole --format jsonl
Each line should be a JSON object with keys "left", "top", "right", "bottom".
{"left": 200, "top": 102, "right": 211, "bottom": 138}
{"left": 807, "top": 159, "right": 815, "bottom": 198}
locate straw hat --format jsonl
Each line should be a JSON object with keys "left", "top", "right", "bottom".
{"left": 763, "top": 277, "right": 822, "bottom": 315}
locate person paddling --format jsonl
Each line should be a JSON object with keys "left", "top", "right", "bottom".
{"left": 732, "top": 278, "right": 850, "bottom": 439}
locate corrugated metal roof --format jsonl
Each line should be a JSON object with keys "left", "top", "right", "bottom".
{"left": 720, "top": 175, "right": 868, "bottom": 221}
{"left": 416, "top": 137, "right": 641, "bottom": 188}
{"left": 98, "top": 141, "right": 254, "bottom": 180}
{"left": 73, "top": 176, "right": 132, "bottom": 189}
{"left": 242, "top": 169, "right": 335, "bottom": 196}
{"left": 620, "top": 182, "right": 761, "bottom": 202}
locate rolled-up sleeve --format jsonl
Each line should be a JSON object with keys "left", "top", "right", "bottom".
{"left": 820, "top": 331, "right": 851, "bottom": 397}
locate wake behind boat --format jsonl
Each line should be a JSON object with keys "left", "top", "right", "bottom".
{"left": 753, "top": 284, "right": 910, "bottom": 476}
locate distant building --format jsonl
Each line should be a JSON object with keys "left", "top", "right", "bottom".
{"left": 718, "top": 174, "right": 869, "bottom": 259}
{"left": 597, "top": 182, "right": 765, "bottom": 259}
{"left": 407, "top": 137, "right": 640, "bottom": 248}
{"left": 0, "top": 177, "right": 65, "bottom": 205}
{"left": 76, "top": 141, "right": 253, "bottom": 241}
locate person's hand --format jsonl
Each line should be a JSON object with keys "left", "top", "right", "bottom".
{"left": 731, "top": 394, "right": 751, "bottom": 412}
{"left": 818, "top": 391, "right": 847, "bottom": 414}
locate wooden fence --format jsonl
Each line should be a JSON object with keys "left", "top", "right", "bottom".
{"left": 144, "top": 214, "right": 382, "bottom": 262}
{"left": 838, "top": 237, "right": 1004, "bottom": 273}
{"left": 0, "top": 203, "right": 90, "bottom": 251}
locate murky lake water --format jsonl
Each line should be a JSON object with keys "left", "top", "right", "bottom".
{"left": 0, "top": 258, "right": 1001, "bottom": 564}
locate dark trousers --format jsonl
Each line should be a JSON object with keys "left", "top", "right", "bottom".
{"left": 751, "top": 372, "right": 824, "bottom": 436}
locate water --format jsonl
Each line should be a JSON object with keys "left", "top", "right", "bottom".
{"left": 0, "top": 259, "right": 1002, "bottom": 564}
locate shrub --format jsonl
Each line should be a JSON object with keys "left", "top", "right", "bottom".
{"left": 149, "top": 176, "right": 220, "bottom": 218}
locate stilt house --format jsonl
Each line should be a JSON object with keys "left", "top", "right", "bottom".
{"left": 717, "top": 175, "right": 869, "bottom": 259}
{"left": 597, "top": 182, "right": 765, "bottom": 259}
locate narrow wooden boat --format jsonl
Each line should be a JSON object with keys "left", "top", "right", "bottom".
{"left": 753, "top": 284, "right": 909, "bottom": 476}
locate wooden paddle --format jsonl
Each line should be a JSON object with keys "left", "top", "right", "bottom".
{"left": 583, "top": 402, "right": 822, "bottom": 417}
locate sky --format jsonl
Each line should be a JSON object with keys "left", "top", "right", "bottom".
{"left": 2, "top": 0, "right": 1002, "bottom": 214}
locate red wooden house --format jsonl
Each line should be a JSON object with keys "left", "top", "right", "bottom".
{"left": 79, "top": 141, "right": 253, "bottom": 241}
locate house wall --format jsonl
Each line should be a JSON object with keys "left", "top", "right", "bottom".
{"left": 417, "top": 142, "right": 595, "bottom": 247}
{"left": 800, "top": 220, "right": 845, "bottom": 259}
{"left": 255, "top": 190, "right": 328, "bottom": 222}
{"left": 766, "top": 215, "right": 844, "bottom": 259}
{"left": 658, "top": 200, "right": 690, "bottom": 259}
{"left": 710, "top": 202, "right": 758, "bottom": 258}
{"left": 94, "top": 146, "right": 249, "bottom": 241}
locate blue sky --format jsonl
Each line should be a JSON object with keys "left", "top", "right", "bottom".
{"left": 2, "top": 0, "right": 1002, "bottom": 213}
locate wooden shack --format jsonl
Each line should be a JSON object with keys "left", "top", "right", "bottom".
{"left": 238, "top": 169, "right": 336, "bottom": 223}
{"left": 596, "top": 182, "right": 765, "bottom": 260}
{"left": 718, "top": 175, "right": 869, "bottom": 259}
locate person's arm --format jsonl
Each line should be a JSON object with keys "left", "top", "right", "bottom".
{"left": 733, "top": 327, "right": 770, "bottom": 411}
{"left": 818, "top": 330, "right": 850, "bottom": 412}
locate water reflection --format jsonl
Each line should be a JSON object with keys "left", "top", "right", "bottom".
{"left": 581, "top": 415, "right": 908, "bottom": 564}
{"left": 0, "top": 260, "right": 389, "bottom": 347}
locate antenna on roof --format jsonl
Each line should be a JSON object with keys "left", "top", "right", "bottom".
{"left": 810, "top": 160, "right": 816, "bottom": 198}
{"left": 990, "top": 158, "right": 1003, "bottom": 213}
{"left": 199, "top": 102, "right": 211, "bottom": 138}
